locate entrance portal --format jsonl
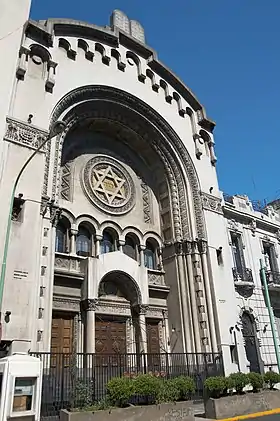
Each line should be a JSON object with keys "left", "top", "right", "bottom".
{"left": 241, "top": 312, "right": 262, "bottom": 373}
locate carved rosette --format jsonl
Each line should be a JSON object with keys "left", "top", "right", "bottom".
{"left": 5, "top": 117, "right": 48, "bottom": 151}
{"left": 81, "top": 155, "right": 136, "bottom": 215}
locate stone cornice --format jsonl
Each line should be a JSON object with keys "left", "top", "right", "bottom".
{"left": 223, "top": 204, "right": 280, "bottom": 234}
{"left": 24, "top": 18, "right": 214, "bottom": 129}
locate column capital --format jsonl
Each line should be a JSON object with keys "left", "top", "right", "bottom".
{"left": 95, "top": 234, "right": 103, "bottom": 241}
{"left": 70, "top": 228, "right": 78, "bottom": 236}
{"left": 135, "top": 304, "right": 150, "bottom": 315}
{"left": 139, "top": 244, "right": 146, "bottom": 251}
{"left": 82, "top": 298, "right": 99, "bottom": 312}
{"left": 119, "top": 239, "right": 125, "bottom": 246}
{"left": 162, "top": 309, "right": 168, "bottom": 319}
{"left": 198, "top": 239, "right": 208, "bottom": 254}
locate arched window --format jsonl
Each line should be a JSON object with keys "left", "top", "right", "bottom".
{"left": 55, "top": 218, "right": 69, "bottom": 253}
{"left": 144, "top": 240, "right": 157, "bottom": 270}
{"left": 101, "top": 230, "right": 115, "bottom": 254}
{"left": 76, "top": 226, "right": 91, "bottom": 257}
{"left": 123, "top": 235, "right": 137, "bottom": 261}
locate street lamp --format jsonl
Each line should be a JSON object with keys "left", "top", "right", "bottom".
{"left": 0, "top": 120, "right": 66, "bottom": 335}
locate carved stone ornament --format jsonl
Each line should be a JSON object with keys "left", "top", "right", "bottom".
{"left": 53, "top": 296, "right": 80, "bottom": 311}
{"left": 275, "top": 229, "right": 280, "bottom": 244}
{"left": 5, "top": 117, "right": 48, "bottom": 151}
{"left": 81, "top": 155, "right": 136, "bottom": 215}
{"left": 228, "top": 219, "right": 239, "bottom": 231}
{"left": 201, "top": 192, "right": 223, "bottom": 214}
{"left": 148, "top": 271, "right": 165, "bottom": 286}
{"left": 249, "top": 219, "right": 257, "bottom": 236}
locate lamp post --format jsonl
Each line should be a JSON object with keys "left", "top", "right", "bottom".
{"left": 260, "top": 258, "right": 280, "bottom": 372}
{"left": 0, "top": 120, "right": 66, "bottom": 338}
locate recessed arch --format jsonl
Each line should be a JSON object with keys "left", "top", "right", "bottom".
{"left": 49, "top": 85, "right": 206, "bottom": 241}
{"left": 98, "top": 270, "right": 142, "bottom": 306}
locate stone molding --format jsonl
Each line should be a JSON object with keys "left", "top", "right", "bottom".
{"left": 54, "top": 253, "right": 85, "bottom": 275}
{"left": 4, "top": 117, "right": 48, "bottom": 151}
{"left": 201, "top": 192, "right": 223, "bottom": 214}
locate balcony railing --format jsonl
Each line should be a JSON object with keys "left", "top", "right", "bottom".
{"left": 223, "top": 193, "right": 234, "bottom": 204}
{"left": 147, "top": 269, "right": 166, "bottom": 287}
{"left": 54, "top": 253, "right": 86, "bottom": 276}
{"left": 266, "top": 270, "right": 280, "bottom": 286}
{"left": 232, "top": 267, "right": 253, "bottom": 283}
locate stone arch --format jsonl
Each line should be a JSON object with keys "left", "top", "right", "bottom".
{"left": 98, "top": 270, "right": 142, "bottom": 306}
{"left": 48, "top": 85, "right": 206, "bottom": 240}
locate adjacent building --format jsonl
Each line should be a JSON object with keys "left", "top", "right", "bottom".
{"left": 0, "top": 4, "right": 279, "bottom": 375}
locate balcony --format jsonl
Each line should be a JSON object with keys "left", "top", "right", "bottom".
{"left": 265, "top": 270, "right": 280, "bottom": 287}
{"left": 147, "top": 270, "right": 169, "bottom": 294}
{"left": 232, "top": 267, "right": 255, "bottom": 298}
{"left": 232, "top": 267, "right": 253, "bottom": 283}
{"left": 54, "top": 253, "right": 86, "bottom": 278}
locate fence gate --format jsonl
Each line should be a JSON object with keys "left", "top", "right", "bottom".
{"left": 31, "top": 352, "right": 224, "bottom": 420}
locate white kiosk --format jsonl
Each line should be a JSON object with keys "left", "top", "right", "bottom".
{"left": 0, "top": 354, "right": 42, "bottom": 421}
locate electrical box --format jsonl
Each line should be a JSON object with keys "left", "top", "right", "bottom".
{"left": 0, "top": 354, "right": 42, "bottom": 421}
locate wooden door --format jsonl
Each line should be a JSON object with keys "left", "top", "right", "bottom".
{"left": 95, "top": 319, "right": 126, "bottom": 354}
{"left": 51, "top": 312, "right": 74, "bottom": 367}
{"left": 146, "top": 320, "right": 160, "bottom": 370}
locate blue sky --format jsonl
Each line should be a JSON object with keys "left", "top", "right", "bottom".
{"left": 30, "top": 0, "right": 280, "bottom": 203}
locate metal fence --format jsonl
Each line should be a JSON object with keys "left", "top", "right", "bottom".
{"left": 31, "top": 352, "right": 224, "bottom": 420}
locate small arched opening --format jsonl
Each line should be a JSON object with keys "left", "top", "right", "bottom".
{"left": 76, "top": 223, "right": 94, "bottom": 257}
{"left": 123, "top": 233, "right": 139, "bottom": 262}
{"left": 144, "top": 238, "right": 159, "bottom": 270}
{"left": 100, "top": 228, "right": 119, "bottom": 254}
{"left": 55, "top": 217, "right": 70, "bottom": 253}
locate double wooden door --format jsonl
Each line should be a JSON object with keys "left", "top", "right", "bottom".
{"left": 51, "top": 312, "right": 74, "bottom": 366}
{"left": 95, "top": 318, "right": 126, "bottom": 354}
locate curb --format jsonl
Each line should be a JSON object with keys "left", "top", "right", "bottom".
{"left": 218, "top": 407, "right": 280, "bottom": 420}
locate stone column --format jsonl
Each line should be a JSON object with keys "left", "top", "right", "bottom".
{"left": 192, "top": 241, "right": 210, "bottom": 352}
{"left": 119, "top": 239, "right": 125, "bottom": 253}
{"left": 162, "top": 309, "right": 170, "bottom": 353}
{"left": 175, "top": 242, "right": 191, "bottom": 353}
{"left": 70, "top": 228, "right": 78, "bottom": 254}
{"left": 85, "top": 299, "right": 99, "bottom": 354}
{"left": 185, "top": 241, "right": 201, "bottom": 353}
{"left": 138, "top": 304, "right": 149, "bottom": 353}
{"left": 95, "top": 234, "right": 102, "bottom": 256}
{"left": 139, "top": 245, "right": 146, "bottom": 266}
{"left": 157, "top": 247, "right": 163, "bottom": 271}
{"left": 199, "top": 240, "right": 218, "bottom": 352}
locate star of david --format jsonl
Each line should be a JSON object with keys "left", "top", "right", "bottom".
{"left": 92, "top": 165, "right": 127, "bottom": 205}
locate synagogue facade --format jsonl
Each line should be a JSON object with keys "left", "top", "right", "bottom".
{"left": 0, "top": 4, "right": 280, "bottom": 375}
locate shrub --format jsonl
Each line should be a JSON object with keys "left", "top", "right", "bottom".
{"left": 227, "top": 372, "right": 249, "bottom": 394}
{"left": 170, "top": 376, "right": 195, "bottom": 400}
{"left": 158, "top": 379, "right": 180, "bottom": 403}
{"left": 72, "top": 379, "right": 93, "bottom": 409}
{"left": 204, "top": 376, "right": 227, "bottom": 398}
{"left": 133, "top": 374, "right": 161, "bottom": 404}
{"left": 107, "top": 376, "right": 134, "bottom": 407}
{"left": 263, "top": 371, "right": 280, "bottom": 390}
{"left": 246, "top": 372, "right": 263, "bottom": 392}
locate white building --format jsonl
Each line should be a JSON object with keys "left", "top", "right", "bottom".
{"left": 0, "top": 3, "right": 279, "bottom": 376}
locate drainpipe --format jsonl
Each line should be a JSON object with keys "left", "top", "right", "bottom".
{"left": 260, "top": 258, "right": 280, "bottom": 372}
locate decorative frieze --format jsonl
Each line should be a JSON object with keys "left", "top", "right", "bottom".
{"left": 141, "top": 181, "right": 151, "bottom": 223}
{"left": 4, "top": 117, "right": 48, "bottom": 151}
{"left": 96, "top": 301, "right": 131, "bottom": 316}
{"left": 201, "top": 192, "right": 223, "bottom": 214}
{"left": 53, "top": 297, "right": 80, "bottom": 311}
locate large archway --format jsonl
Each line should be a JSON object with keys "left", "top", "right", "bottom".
{"left": 47, "top": 85, "right": 206, "bottom": 242}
